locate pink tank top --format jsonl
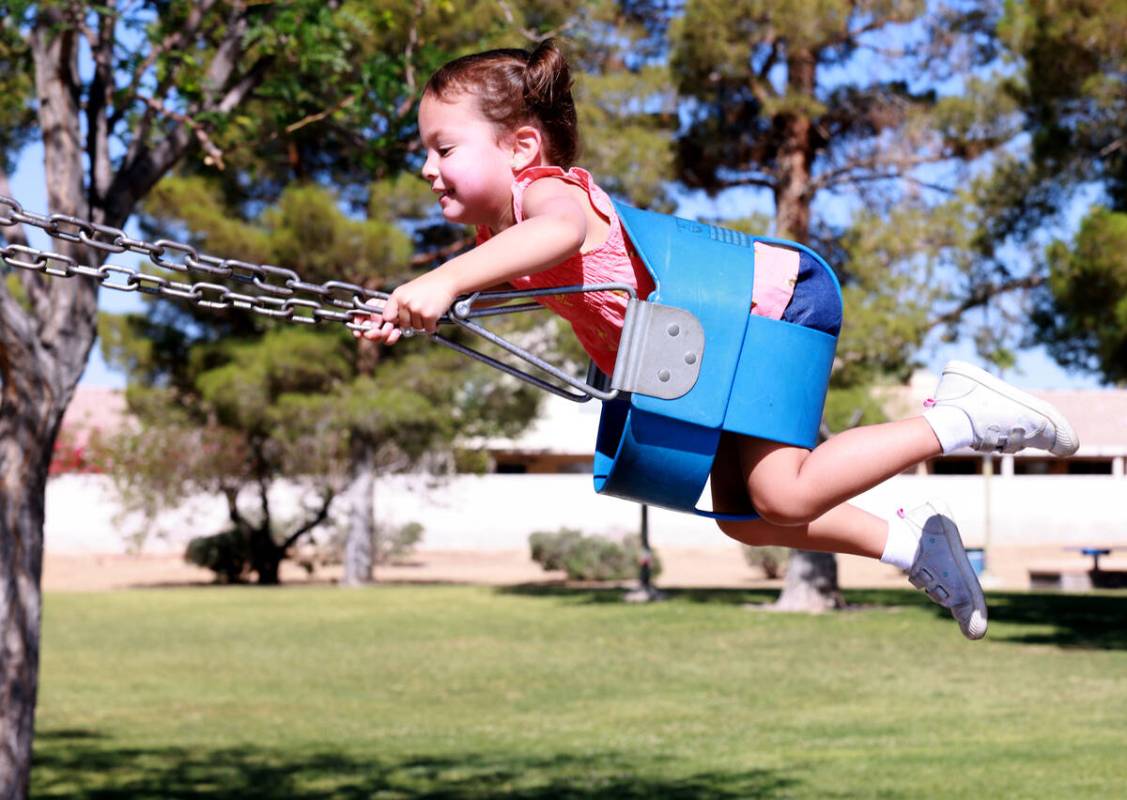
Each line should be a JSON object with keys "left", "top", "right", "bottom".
{"left": 477, "top": 166, "right": 654, "bottom": 375}
{"left": 476, "top": 166, "right": 797, "bottom": 376}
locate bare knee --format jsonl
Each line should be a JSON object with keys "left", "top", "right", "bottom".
{"left": 749, "top": 485, "right": 824, "bottom": 527}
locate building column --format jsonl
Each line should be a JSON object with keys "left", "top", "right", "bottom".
{"left": 1114, "top": 456, "right": 1125, "bottom": 477}
{"left": 1000, "top": 455, "right": 1014, "bottom": 477}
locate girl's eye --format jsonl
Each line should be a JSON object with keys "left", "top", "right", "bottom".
{"left": 437, "top": 146, "right": 452, "bottom": 157}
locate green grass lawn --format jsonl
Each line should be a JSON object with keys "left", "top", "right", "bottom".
{"left": 33, "top": 583, "right": 1127, "bottom": 799}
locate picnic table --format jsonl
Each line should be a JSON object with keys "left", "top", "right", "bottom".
{"left": 1029, "top": 547, "right": 1127, "bottom": 590}
{"left": 1066, "top": 547, "right": 1115, "bottom": 572}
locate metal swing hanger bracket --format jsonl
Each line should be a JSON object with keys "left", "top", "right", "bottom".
{"left": 431, "top": 284, "right": 704, "bottom": 403}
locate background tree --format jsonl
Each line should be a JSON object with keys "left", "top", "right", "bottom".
{"left": 96, "top": 180, "right": 541, "bottom": 585}
{"left": 665, "top": 0, "right": 1023, "bottom": 610}
{"left": 1, "top": 1, "right": 667, "bottom": 788}
{"left": 994, "top": 0, "right": 1127, "bottom": 384}
{"left": 0, "top": 1, "right": 510, "bottom": 793}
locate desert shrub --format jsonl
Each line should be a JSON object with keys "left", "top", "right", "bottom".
{"left": 530, "top": 528, "right": 661, "bottom": 581}
{"left": 376, "top": 521, "right": 424, "bottom": 565}
{"left": 315, "top": 519, "right": 425, "bottom": 567}
{"left": 742, "top": 545, "right": 790, "bottom": 579}
{"left": 529, "top": 528, "right": 584, "bottom": 572}
{"left": 185, "top": 528, "right": 250, "bottom": 583}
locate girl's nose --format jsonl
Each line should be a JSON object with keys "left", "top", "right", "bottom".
{"left": 421, "top": 152, "right": 438, "bottom": 181}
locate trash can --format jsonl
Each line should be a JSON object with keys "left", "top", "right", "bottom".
{"left": 965, "top": 548, "right": 986, "bottom": 578}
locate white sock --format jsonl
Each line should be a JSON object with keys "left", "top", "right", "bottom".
{"left": 880, "top": 513, "right": 920, "bottom": 571}
{"left": 922, "top": 405, "right": 974, "bottom": 453}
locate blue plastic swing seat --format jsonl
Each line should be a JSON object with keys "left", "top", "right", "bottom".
{"left": 593, "top": 202, "right": 842, "bottom": 520}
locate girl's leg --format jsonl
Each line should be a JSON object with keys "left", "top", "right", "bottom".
{"left": 737, "top": 418, "right": 940, "bottom": 526}
{"left": 716, "top": 501, "right": 887, "bottom": 559}
{"left": 709, "top": 437, "right": 988, "bottom": 640}
{"left": 709, "top": 433, "right": 888, "bottom": 556}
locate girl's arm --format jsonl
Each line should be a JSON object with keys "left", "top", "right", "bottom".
{"left": 357, "top": 179, "right": 587, "bottom": 344}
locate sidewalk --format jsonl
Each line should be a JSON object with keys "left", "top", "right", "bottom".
{"left": 42, "top": 544, "right": 1116, "bottom": 592}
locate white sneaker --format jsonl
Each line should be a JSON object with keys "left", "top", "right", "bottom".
{"left": 904, "top": 503, "right": 988, "bottom": 641}
{"left": 930, "top": 360, "right": 1079, "bottom": 456}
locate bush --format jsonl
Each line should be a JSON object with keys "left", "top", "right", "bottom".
{"left": 185, "top": 528, "right": 250, "bottom": 583}
{"left": 742, "top": 545, "right": 790, "bottom": 579}
{"left": 375, "top": 521, "right": 424, "bottom": 565}
{"left": 529, "top": 528, "right": 584, "bottom": 572}
{"left": 529, "top": 528, "right": 661, "bottom": 582}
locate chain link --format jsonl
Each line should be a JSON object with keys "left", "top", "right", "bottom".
{"left": 0, "top": 194, "right": 389, "bottom": 329}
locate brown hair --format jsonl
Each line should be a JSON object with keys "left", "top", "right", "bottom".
{"left": 424, "top": 39, "right": 579, "bottom": 168}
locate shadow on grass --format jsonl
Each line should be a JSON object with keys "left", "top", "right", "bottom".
{"left": 497, "top": 584, "right": 780, "bottom": 607}
{"left": 846, "top": 587, "right": 1127, "bottom": 650}
{"left": 33, "top": 730, "right": 798, "bottom": 800}
{"left": 497, "top": 583, "right": 1127, "bottom": 650}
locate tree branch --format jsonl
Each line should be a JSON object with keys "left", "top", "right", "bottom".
{"left": 700, "top": 174, "right": 777, "bottom": 192}
{"left": 395, "top": 0, "right": 423, "bottom": 119}
{"left": 0, "top": 172, "right": 52, "bottom": 323}
{"left": 86, "top": 1, "right": 116, "bottom": 206}
{"left": 285, "top": 94, "right": 357, "bottom": 134}
{"left": 117, "top": 0, "right": 220, "bottom": 155}
{"left": 928, "top": 275, "right": 1046, "bottom": 329}
{"left": 223, "top": 486, "right": 250, "bottom": 534}
{"left": 809, "top": 150, "right": 949, "bottom": 193}
{"left": 109, "top": 4, "right": 271, "bottom": 224}
{"left": 137, "top": 94, "right": 227, "bottom": 169}
{"left": 201, "top": 1, "right": 251, "bottom": 109}
{"left": 282, "top": 489, "right": 334, "bottom": 550}
{"left": 410, "top": 234, "right": 475, "bottom": 267}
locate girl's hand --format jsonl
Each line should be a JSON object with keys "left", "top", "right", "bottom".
{"left": 381, "top": 270, "right": 459, "bottom": 334}
{"left": 353, "top": 316, "right": 403, "bottom": 345}
{"left": 353, "top": 270, "right": 459, "bottom": 346}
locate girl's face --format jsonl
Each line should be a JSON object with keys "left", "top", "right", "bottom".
{"left": 418, "top": 92, "right": 517, "bottom": 229}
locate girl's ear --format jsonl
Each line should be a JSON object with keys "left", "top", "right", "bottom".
{"left": 510, "top": 125, "right": 544, "bottom": 172}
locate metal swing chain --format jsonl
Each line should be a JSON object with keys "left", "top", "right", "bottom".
{"left": 0, "top": 194, "right": 636, "bottom": 402}
{"left": 0, "top": 194, "right": 396, "bottom": 328}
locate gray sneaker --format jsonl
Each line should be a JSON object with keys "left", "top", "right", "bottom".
{"left": 904, "top": 502, "right": 988, "bottom": 640}
{"left": 930, "top": 360, "right": 1079, "bottom": 456}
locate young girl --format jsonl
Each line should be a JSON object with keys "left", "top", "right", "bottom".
{"left": 357, "top": 40, "right": 1079, "bottom": 640}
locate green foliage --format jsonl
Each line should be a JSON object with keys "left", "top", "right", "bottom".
{"left": 823, "top": 385, "right": 889, "bottom": 433}
{"left": 529, "top": 528, "right": 584, "bottom": 572}
{"left": 742, "top": 545, "right": 790, "bottom": 579}
{"left": 529, "top": 528, "right": 660, "bottom": 582}
{"left": 376, "top": 521, "right": 424, "bottom": 565}
{"left": 997, "top": 1, "right": 1127, "bottom": 384}
{"left": 185, "top": 528, "right": 251, "bottom": 584}
{"left": 0, "top": 5, "right": 35, "bottom": 174}
{"left": 1034, "top": 208, "right": 1127, "bottom": 384}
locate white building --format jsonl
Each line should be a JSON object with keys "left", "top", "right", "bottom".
{"left": 44, "top": 376, "right": 1127, "bottom": 577}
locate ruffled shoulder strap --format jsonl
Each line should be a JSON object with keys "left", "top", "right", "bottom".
{"left": 511, "top": 166, "right": 613, "bottom": 223}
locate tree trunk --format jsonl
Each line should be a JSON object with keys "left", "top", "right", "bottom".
{"left": 772, "top": 551, "right": 845, "bottom": 612}
{"left": 341, "top": 439, "right": 375, "bottom": 586}
{"left": 0, "top": 15, "right": 99, "bottom": 797}
{"left": 248, "top": 525, "right": 283, "bottom": 586}
{"left": 0, "top": 416, "right": 51, "bottom": 800}
{"left": 770, "top": 46, "right": 844, "bottom": 613}
{"left": 773, "top": 49, "right": 816, "bottom": 241}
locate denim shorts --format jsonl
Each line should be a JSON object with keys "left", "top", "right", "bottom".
{"left": 780, "top": 250, "right": 842, "bottom": 336}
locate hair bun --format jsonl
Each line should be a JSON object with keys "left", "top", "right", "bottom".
{"left": 524, "top": 39, "right": 572, "bottom": 112}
